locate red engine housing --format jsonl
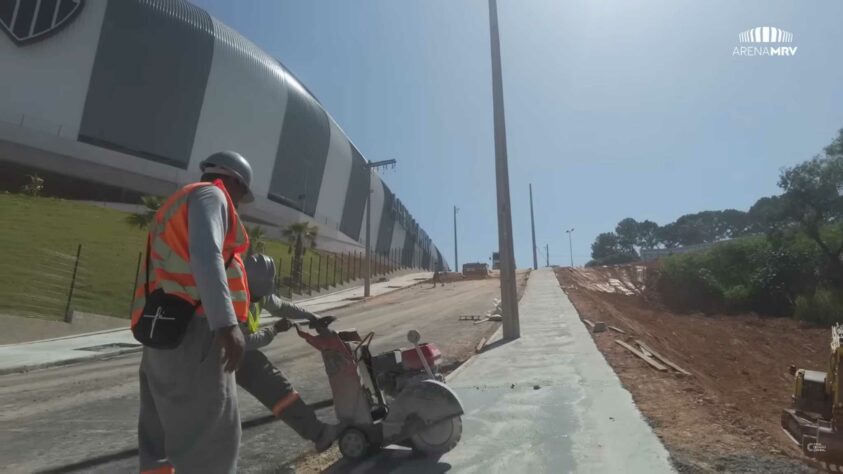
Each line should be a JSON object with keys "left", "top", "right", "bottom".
{"left": 400, "top": 343, "right": 442, "bottom": 371}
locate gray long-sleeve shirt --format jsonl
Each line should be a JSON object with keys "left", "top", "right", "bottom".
{"left": 243, "top": 295, "right": 317, "bottom": 350}
{"left": 188, "top": 185, "right": 239, "bottom": 331}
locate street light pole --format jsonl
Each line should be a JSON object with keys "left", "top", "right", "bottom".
{"left": 565, "top": 228, "right": 575, "bottom": 267}
{"left": 453, "top": 205, "right": 459, "bottom": 272}
{"left": 364, "top": 159, "right": 396, "bottom": 297}
{"left": 545, "top": 243, "right": 550, "bottom": 267}
{"left": 489, "top": 0, "right": 519, "bottom": 340}
{"left": 529, "top": 183, "right": 537, "bottom": 270}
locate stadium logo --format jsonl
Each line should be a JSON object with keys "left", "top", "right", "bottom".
{"left": 733, "top": 26, "right": 798, "bottom": 57}
{"left": 0, "top": 0, "right": 85, "bottom": 46}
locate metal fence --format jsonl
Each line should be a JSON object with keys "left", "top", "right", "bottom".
{"left": 1, "top": 241, "right": 142, "bottom": 321}
{"left": 2, "top": 240, "right": 426, "bottom": 321}
{"left": 275, "top": 247, "right": 418, "bottom": 298}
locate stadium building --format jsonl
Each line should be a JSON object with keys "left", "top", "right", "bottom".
{"left": 0, "top": 0, "right": 446, "bottom": 270}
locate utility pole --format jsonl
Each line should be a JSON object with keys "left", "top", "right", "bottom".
{"left": 529, "top": 184, "right": 537, "bottom": 270}
{"left": 453, "top": 205, "right": 459, "bottom": 272}
{"left": 565, "top": 228, "right": 575, "bottom": 267}
{"left": 545, "top": 243, "right": 549, "bottom": 267}
{"left": 489, "top": 0, "right": 519, "bottom": 340}
{"left": 364, "top": 159, "right": 396, "bottom": 297}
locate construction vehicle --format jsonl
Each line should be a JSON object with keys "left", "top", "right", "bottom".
{"left": 462, "top": 262, "right": 489, "bottom": 279}
{"left": 491, "top": 252, "right": 500, "bottom": 270}
{"left": 782, "top": 324, "right": 843, "bottom": 468}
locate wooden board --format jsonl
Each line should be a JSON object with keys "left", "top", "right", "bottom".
{"left": 615, "top": 340, "right": 668, "bottom": 372}
{"left": 582, "top": 318, "right": 596, "bottom": 328}
{"left": 608, "top": 325, "right": 626, "bottom": 334}
{"left": 475, "top": 337, "right": 487, "bottom": 353}
{"left": 635, "top": 340, "right": 692, "bottom": 376}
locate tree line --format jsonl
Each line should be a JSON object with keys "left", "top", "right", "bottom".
{"left": 588, "top": 128, "right": 843, "bottom": 269}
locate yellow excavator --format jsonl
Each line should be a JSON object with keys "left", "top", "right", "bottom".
{"left": 782, "top": 324, "right": 843, "bottom": 468}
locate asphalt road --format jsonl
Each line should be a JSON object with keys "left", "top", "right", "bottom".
{"left": 0, "top": 277, "right": 511, "bottom": 474}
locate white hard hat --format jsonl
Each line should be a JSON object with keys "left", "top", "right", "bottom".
{"left": 199, "top": 151, "right": 255, "bottom": 203}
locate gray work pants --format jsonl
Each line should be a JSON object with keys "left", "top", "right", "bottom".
{"left": 236, "top": 349, "right": 324, "bottom": 442}
{"left": 138, "top": 317, "right": 241, "bottom": 474}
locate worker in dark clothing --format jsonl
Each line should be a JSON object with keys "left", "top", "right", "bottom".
{"left": 239, "top": 254, "right": 337, "bottom": 452}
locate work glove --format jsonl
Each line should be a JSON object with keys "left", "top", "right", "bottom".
{"left": 274, "top": 318, "right": 294, "bottom": 333}
{"left": 216, "top": 325, "right": 245, "bottom": 372}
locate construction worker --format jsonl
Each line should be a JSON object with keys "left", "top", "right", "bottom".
{"left": 432, "top": 263, "right": 445, "bottom": 288}
{"left": 238, "top": 253, "right": 337, "bottom": 452}
{"left": 132, "top": 151, "right": 255, "bottom": 474}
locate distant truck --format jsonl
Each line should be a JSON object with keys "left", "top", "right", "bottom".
{"left": 491, "top": 252, "right": 500, "bottom": 270}
{"left": 462, "top": 262, "right": 489, "bottom": 278}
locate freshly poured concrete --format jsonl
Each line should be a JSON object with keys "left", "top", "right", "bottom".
{"left": 440, "top": 267, "right": 674, "bottom": 473}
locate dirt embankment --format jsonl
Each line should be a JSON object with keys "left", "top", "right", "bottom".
{"left": 557, "top": 264, "right": 826, "bottom": 473}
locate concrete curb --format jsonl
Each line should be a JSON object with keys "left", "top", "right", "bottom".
{"left": 0, "top": 325, "right": 129, "bottom": 348}
{"left": 0, "top": 277, "right": 429, "bottom": 376}
{"left": 444, "top": 269, "right": 529, "bottom": 383}
{"left": 445, "top": 325, "right": 502, "bottom": 383}
{"left": 0, "top": 346, "right": 144, "bottom": 376}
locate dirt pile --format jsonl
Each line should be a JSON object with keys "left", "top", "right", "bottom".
{"left": 557, "top": 264, "right": 825, "bottom": 473}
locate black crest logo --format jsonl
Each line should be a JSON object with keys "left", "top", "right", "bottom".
{"left": 0, "top": 0, "right": 85, "bottom": 46}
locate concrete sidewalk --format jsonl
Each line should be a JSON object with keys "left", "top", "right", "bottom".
{"left": 0, "top": 271, "right": 432, "bottom": 375}
{"left": 341, "top": 267, "right": 673, "bottom": 473}
{"left": 442, "top": 267, "right": 673, "bottom": 472}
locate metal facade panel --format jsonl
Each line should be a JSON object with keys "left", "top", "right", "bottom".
{"left": 401, "top": 227, "right": 415, "bottom": 267}
{"left": 268, "top": 74, "right": 329, "bottom": 216}
{"left": 365, "top": 174, "right": 385, "bottom": 252}
{"left": 314, "top": 119, "right": 352, "bottom": 231}
{"left": 340, "top": 145, "right": 368, "bottom": 240}
{"left": 189, "top": 17, "right": 287, "bottom": 196}
{"left": 376, "top": 183, "right": 396, "bottom": 254}
{"left": 0, "top": 0, "right": 106, "bottom": 139}
{"left": 78, "top": 0, "right": 213, "bottom": 168}
{"left": 390, "top": 218, "right": 405, "bottom": 255}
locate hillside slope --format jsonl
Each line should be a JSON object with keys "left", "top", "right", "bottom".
{"left": 557, "top": 264, "right": 824, "bottom": 473}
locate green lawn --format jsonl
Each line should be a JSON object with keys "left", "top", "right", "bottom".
{"left": 0, "top": 194, "right": 371, "bottom": 320}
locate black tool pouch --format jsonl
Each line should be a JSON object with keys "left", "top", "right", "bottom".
{"left": 132, "top": 237, "right": 199, "bottom": 349}
{"left": 133, "top": 288, "right": 198, "bottom": 349}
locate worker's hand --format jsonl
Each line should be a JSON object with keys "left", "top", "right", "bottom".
{"left": 273, "top": 318, "right": 293, "bottom": 333}
{"left": 216, "top": 325, "right": 245, "bottom": 372}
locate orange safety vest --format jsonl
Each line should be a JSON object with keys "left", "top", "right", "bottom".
{"left": 130, "top": 180, "right": 251, "bottom": 327}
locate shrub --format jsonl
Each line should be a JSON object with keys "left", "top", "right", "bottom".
{"left": 723, "top": 285, "right": 751, "bottom": 312}
{"left": 656, "top": 233, "right": 824, "bottom": 316}
{"left": 794, "top": 288, "right": 843, "bottom": 325}
{"left": 657, "top": 254, "right": 725, "bottom": 313}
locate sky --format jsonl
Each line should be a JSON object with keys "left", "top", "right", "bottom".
{"left": 191, "top": 0, "right": 843, "bottom": 268}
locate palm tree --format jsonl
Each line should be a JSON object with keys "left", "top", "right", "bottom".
{"left": 245, "top": 224, "right": 267, "bottom": 256}
{"left": 283, "top": 222, "right": 319, "bottom": 286}
{"left": 20, "top": 174, "right": 45, "bottom": 197}
{"left": 126, "top": 195, "right": 163, "bottom": 230}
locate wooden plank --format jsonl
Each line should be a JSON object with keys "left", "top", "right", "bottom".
{"left": 615, "top": 340, "right": 668, "bottom": 372}
{"left": 635, "top": 340, "right": 691, "bottom": 376}
{"left": 475, "top": 337, "right": 487, "bottom": 353}
{"left": 608, "top": 325, "right": 626, "bottom": 334}
{"left": 582, "top": 318, "right": 596, "bottom": 328}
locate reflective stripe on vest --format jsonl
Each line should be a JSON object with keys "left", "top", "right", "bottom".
{"left": 130, "top": 180, "right": 251, "bottom": 326}
{"left": 247, "top": 301, "right": 262, "bottom": 334}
